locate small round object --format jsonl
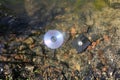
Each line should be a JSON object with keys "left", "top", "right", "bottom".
{"left": 0, "top": 67, "right": 3, "bottom": 72}
{"left": 0, "top": 64, "right": 4, "bottom": 74}
{"left": 44, "top": 30, "right": 64, "bottom": 49}
{"left": 78, "top": 41, "right": 83, "bottom": 46}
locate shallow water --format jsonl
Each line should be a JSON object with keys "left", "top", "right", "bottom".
{"left": 0, "top": 0, "right": 120, "bottom": 80}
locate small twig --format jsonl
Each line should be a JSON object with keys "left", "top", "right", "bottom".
{"left": 52, "top": 49, "right": 57, "bottom": 60}
{"left": 61, "top": 71, "right": 67, "bottom": 80}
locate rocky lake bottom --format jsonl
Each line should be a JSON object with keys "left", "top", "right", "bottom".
{"left": 0, "top": 0, "right": 120, "bottom": 80}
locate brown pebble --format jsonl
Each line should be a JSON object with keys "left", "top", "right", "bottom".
{"left": 88, "top": 53, "right": 93, "bottom": 60}
{"left": 96, "top": 39, "right": 100, "bottom": 45}
{"left": 98, "top": 50, "right": 104, "bottom": 57}
{"left": 14, "top": 55, "right": 24, "bottom": 60}
{"left": 91, "top": 42, "right": 97, "bottom": 48}
{"left": 24, "top": 37, "right": 34, "bottom": 45}
{"left": 0, "top": 55, "right": 7, "bottom": 61}
{"left": 70, "top": 26, "right": 76, "bottom": 38}
{"left": 102, "top": 66, "right": 107, "bottom": 72}
{"left": 87, "top": 46, "right": 92, "bottom": 50}
{"left": 103, "top": 35, "right": 110, "bottom": 42}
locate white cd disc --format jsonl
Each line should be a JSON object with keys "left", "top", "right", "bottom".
{"left": 44, "top": 30, "right": 64, "bottom": 49}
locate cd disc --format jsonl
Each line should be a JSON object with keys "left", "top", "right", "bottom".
{"left": 44, "top": 30, "right": 64, "bottom": 49}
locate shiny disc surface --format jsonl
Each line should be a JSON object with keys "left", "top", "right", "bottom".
{"left": 44, "top": 30, "right": 64, "bottom": 49}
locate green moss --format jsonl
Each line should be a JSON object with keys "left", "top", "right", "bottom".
{"left": 73, "top": 0, "right": 86, "bottom": 12}
{"left": 71, "top": 0, "right": 108, "bottom": 12}
{"left": 93, "top": 0, "right": 108, "bottom": 10}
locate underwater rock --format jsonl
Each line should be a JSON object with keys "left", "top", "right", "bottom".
{"left": 0, "top": 43, "right": 4, "bottom": 53}
{"left": 24, "top": 37, "right": 34, "bottom": 45}
{"left": 19, "top": 44, "right": 27, "bottom": 51}
{"left": 111, "top": 3, "right": 120, "bottom": 9}
{"left": 114, "top": 68, "right": 120, "bottom": 79}
{"left": 33, "top": 56, "right": 42, "bottom": 65}
{"left": 34, "top": 74, "right": 43, "bottom": 80}
{"left": 12, "top": 66, "right": 21, "bottom": 79}
{"left": 4, "top": 65, "right": 12, "bottom": 75}
{"left": 31, "top": 46, "right": 43, "bottom": 56}
{"left": 25, "top": 65, "right": 34, "bottom": 72}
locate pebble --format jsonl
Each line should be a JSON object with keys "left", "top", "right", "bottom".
{"left": 24, "top": 37, "right": 34, "bottom": 45}
{"left": 33, "top": 56, "right": 42, "bottom": 64}
{"left": 4, "top": 65, "right": 12, "bottom": 75}
{"left": 34, "top": 74, "right": 43, "bottom": 80}
{"left": 84, "top": 76, "right": 91, "bottom": 80}
{"left": 0, "top": 42, "right": 5, "bottom": 51}
{"left": 25, "top": 65, "right": 34, "bottom": 72}
{"left": 19, "top": 44, "right": 27, "bottom": 51}
{"left": 114, "top": 68, "right": 120, "bottom": 79}
{"left": 31, "top": 30, "right": 41, "bottom": 35}
{"left": 31, "top": 46, "right": 43, "bottom": 56}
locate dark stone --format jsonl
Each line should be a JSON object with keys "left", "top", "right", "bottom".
{"left": 115, "top": 69, "right": 120, "bottom": 80}
{"left": 35, "top": 73, "right": 43, "bottom": 80}
{"left": 0, "top": 43, "right": 4, "bottom": 53}
{"left": 111, "top": 3, "right": 120, "bottom": 9}
{"left": 115, "top": 73, "right": 120, "bottom": 79}
{"left": 84, "top": 76, "right": 91, "bottom": 80}
{"left": 71, "top": 76, "right": 76, "bottom": 80}
{"left": 20, "top": 70, "right": 29, "bottom": 79}
{"left": 60, "top": 61, "right": 69, "bottom": 68}
{"left": 100, "top": 76, "right": 106, "bottom": 80}
{"left": 12, "top": 66, "right": 21, "bottom": 79}
{"left": 96, "top": 62, "right": 105, "bottom": 70}
{"left": 91, "top": 34, "right": 101, "bottom": 41}
{"left": 117, "top": 49, "right": 120, "bottom": 55}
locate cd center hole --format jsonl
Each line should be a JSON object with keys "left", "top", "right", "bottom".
{"left": 51, "top": 36, "right": 57, "bottom": 42}
{"left": 78, "top": 41, "right": 83, "bottom": 46}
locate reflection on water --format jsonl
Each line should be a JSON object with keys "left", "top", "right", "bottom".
{"left": 0, "top": 0, "right": 119, "bottom": 33}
